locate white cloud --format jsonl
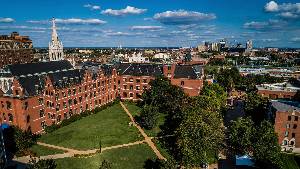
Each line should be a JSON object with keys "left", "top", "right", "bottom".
{"left": 101, "top": 6, "right": 147, "bottom": 16}
{"left": 153, "top": 10, "right": 216, "bottom": 25}
{"left": 265, "top": 1, "right": 279, "bottom": 12}
{"left": 243, "top": 19, "right": 286, "bottom": 30}
{"left": 131, "top": 26, "right": 163, "bottom": 31}
{"left": 264, "top": 1, "right": 300, "bottom": 19}
{"left": 291, "top": 37, "right": 300, "bottom": 42}
{"left": 262, "top": 38, "right": 279, "bottom": 42}
{"left": 0, "top": 18, "right": 15, "bottom": 23}
{"left": 27, "top": 18, "right": 106, "bottom": 25}
{"left": 84, "top": 4, "right": 101, "bottom": 10}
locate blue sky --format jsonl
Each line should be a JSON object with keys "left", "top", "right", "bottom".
{"left": 0, "top": 0, "right": 300, "bottom": 47}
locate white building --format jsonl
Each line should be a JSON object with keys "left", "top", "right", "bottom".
{"left": 49, "top": 18, "right": 64, "bottom": 61}
{"left": 128, "top": 52, "right": 149, "bottom": 63}
{"left": 153, "top": 53, "right": 170, "bottom": 60}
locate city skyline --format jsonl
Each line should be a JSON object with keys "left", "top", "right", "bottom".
{"left": 0, "top": 0, "right": 300, "bottom": 47}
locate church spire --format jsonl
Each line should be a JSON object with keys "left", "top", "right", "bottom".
{"left": 49, "top": 17, "right": 64, "bottom": 61}
{"left": 51, "top": 18, "right": 58, "bottom": 42}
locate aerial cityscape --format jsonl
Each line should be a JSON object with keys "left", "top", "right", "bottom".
{"left": 0, "top": 0, "right": 300, "bottom": 169}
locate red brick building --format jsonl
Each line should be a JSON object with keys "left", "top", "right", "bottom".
{"left": 273, "top": 100, "right": 300, "bottom": 152}
{"left": 0, "top": 32, "right": 33, "bottom": 68}
{"left": 257, "top": 83, "right": 299, "bottom": 99}
{"left": 0, "top": 61, "right": 203, "bottom": 134}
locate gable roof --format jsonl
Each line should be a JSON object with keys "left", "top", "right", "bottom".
{"left": 6, "top": 60, "right": 73, "bottom": 76}
{"left": 173, "top": 65, "right": 203, "bottom": 79}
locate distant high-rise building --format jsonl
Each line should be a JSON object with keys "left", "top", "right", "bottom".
{"left": 246, "top": 40, "right": 253, "bottom": 50}
{"left": 219, "top": 39, "right": 227, "bottom": 49}
{"left": 211, "top": 42, "right": 219, "bottom": 52}
{"left": 0, "top": 32, "right": 33, "bottom": 68}
{"left": 197, "top": 44, "right": 207, "bottom": 52}
{"left": 49, "top": 18, "right": 64, "bottom": 61}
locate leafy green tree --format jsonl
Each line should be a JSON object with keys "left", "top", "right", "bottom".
{"left": 144, "top": 158, "right": 177, "bottom": 169}
{"left": 253, "top": 120, "right": 283, "bottom": 169}
{"left": 216, "top": 67, "right": 241, "bottom": 92}
{"left": 175, "top": 107, "right": 224, "bottom": 167}
{"left": 99, "top": 160, "right": 112, "bottom": 169}
{"left": 140, "top": 105, "right": 159, "bottom": 130}
{"left": 244, "top": 92, "right": 269, "bottom": 125}
{"left": 28, "top": 158, "right": 57, "bottom": 169}
{"left": 227, "top": 117, "right": 254, "bottom": 155}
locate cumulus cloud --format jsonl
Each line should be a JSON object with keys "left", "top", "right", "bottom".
{"left": 27, "top": 18, "right": 106, "bottom": 25}
{"left": 0, "top": 18, "right": 15, "bottom": 23}
{"left": 84, "top": 4, "right": 101, "bottom": 10}
{"left": 153, "top": 10, "right": 216, "bottom": 25}
{"left": 264, "top": 1, "right": 300, "bottom": 19}
{"left": 131, "top": 26, "right": 163, "bottom": 31}
{"left": 265, "top": 1, "right": 279, "bottom": 12}
{"left": 101, "top": 6, "right": 147, "bottom": 16}
{"left": 243, "top": 19, "right": 286, "bottom": 30}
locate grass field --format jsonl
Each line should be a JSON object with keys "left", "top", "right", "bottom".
{"left": 39, "top": 103, "right": 143, "bottom": 150}
{"left": 55, "top": 143, "right": 156, "bottom": 169}
{"left": 123, "top": 102, "right": 166, "bottom": 137}
{"left": 30, "top": 144, "right": 65, "bottom": 157}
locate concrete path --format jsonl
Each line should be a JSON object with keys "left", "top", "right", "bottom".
{"left": 120, "top": 102, "right": 166, "bottom": 161}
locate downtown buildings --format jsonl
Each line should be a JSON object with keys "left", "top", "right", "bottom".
{"left": 0, "top": 19, "right": 204, "bottom": 134}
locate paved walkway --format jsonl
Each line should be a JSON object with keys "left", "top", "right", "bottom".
{"left": 14, "top": 140, "right": 145, "bottom": 163}
{"left": 120, "top": 102, "right": 166, "bottom": 161}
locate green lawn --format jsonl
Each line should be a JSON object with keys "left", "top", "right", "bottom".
{"left": 39, "top": 103, "right": 142, "bottom": 150}
{"left": 55, "top": 143, "right": 157, "bottom": 169}
{"left": 123, "top": 102, "right": 166, "bottom": 137}
{"left": 30, "top": 144, "right": 65, "bottom": 157}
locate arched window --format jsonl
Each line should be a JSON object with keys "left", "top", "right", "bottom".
{"left": 8, "top": 113, "right": 13, "bottom": 122}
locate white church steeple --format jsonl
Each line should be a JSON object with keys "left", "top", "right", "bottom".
{"left": 49, "top": 18, "right": 64, "bottom": 61}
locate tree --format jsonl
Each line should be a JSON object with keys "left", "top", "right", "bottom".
{"left": 175, "top": 107, "right": 224, "bottom": 167}
{"left": 99, "top": 160, "right": 112, "bottom": 169}
{"left": 144, "top": 158, "right": 177, "bottom": 169}
{"left": 28, "top": 158, "right": 57, "bottom": 169}
{"left": 227, "top": 117, "right": 254, "bottom": 155}
{"left": 253, "top": 120, "right": 283, "bottom": 169}
{"left": 244, "top": 92, "right": 269, "bottom": 125}
{"left": 140, "top": 105, "right": 159, "bottom": 130}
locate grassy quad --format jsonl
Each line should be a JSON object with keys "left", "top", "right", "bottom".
{"left": 123, "top": 102, "right": 166, "bottom": 137}
{"left": 39, "top": 103, "right": 143, "bottom": 150}
{"left": 55, "top": 143, "right": 157, "bottom": 169}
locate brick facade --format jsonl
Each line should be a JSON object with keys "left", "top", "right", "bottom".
{"left": 0, "top": 62, "right": 204, "bottom": 134}
{"left": 0, "top": 32, "right": 33, "bottom": 68}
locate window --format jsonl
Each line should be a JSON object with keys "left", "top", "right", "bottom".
{"left": 40, "top": 109, "right": 45, "bottom": 118}
{"left": 136, "top": 79, "right": 140, "bottom": 83}
{"left": 26, "top": 115, "right": 30, "bottom": 123}
{"left": 130, "top": 93, "right": 133, "bottom": 98}
{"left": 143, "top": 79, "right": 147, "bottom": 83}
{"left": 286, "top": 124, "right": 290, "bottom": 128}
{"left": 285, "top": 131, "right": 289, "bottom": 137}
{"left": 181, "top": 81, "right": 185, "bottom": 86}
{"left": 292, "top": 133, "right": 296, "bottom": 138}
{"left": 130, "top": 85, "right": 133, "bottom": 90}
{"left": 15, "top": 90, "right": 19, "bottom": 96}
{"left": 8, "top": 113, "right": 13, "bottom": 122}
{"left": 293, "top": 124, "right": 297, "bottom": 129}
{"left": 136, "top": 86, "right": 140, "bottom": 90}
{"left": 129, "top": 78, "right": 134, "bottom": 82}
{"left": 288, "top": 116, "right": 292, "bottom": 121}
{"left": 6, "top": 101, "right": 11, "bottom": 109}
{"left": 41, "top": 121, "right": 46, "bottom": 129}
{"left": 168, "top": 66, "right": 171, "bottom": 70}
{"left": 38, "top": 98, "right": 43, "bottom": 105}
{"left": 123, "top": 85, "right": 127, "bottom": 90}
{"left": 295, "top": 116, "right": 298, "bottom": 121}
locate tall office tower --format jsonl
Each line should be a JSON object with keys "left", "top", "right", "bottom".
{"left": 49, "top": 18, "right": 64, "bottom": 61}
{"left": 0, "top": 32, "right": 33, "bottom": 68}
{"left": 246, "top": 40, "right": 253, "bottom": 50}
